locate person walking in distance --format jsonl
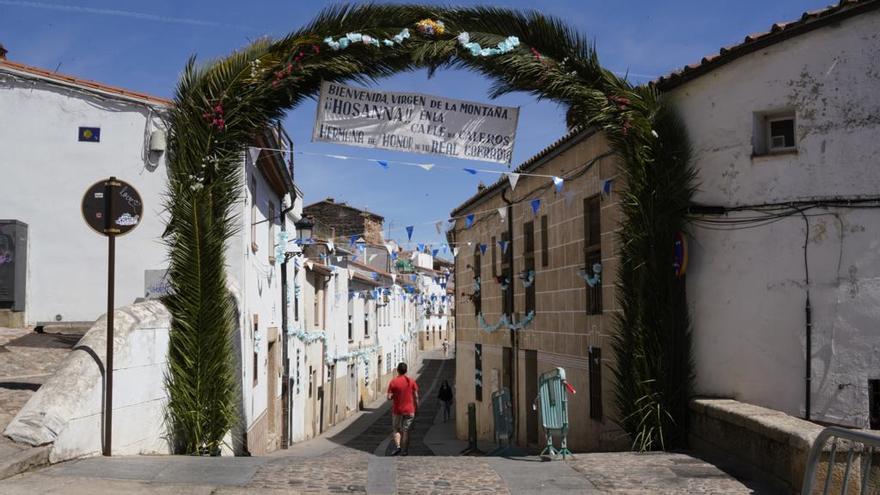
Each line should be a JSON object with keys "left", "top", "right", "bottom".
{"left": 387, "top": 362, "right": 419, "bottom": 456}
{"left": 437, "top": 380, "right": 454, "bottom": 422}
{"left": 442, "top": 339, "right": 449, "bottom": 357}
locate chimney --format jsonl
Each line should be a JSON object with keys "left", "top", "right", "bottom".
{"left": 0, "top": 44, "right": 7, "bottom": 60}
{"left": 325, "top": 197, "right": 334, "bottom": 203}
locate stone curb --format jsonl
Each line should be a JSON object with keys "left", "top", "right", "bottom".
{"left": 0, "top": 445, "right": 50, "bottom": 480}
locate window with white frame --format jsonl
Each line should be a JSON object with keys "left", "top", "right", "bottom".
{"left": 754, "top": 109, "right": 796, "bottom": 155}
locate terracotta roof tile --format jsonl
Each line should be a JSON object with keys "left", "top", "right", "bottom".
{"left": 0, "top": 59, "right": 172, "bottom": 106}
{"left": 655, "top": 0, "right": 880, "bottom": 90}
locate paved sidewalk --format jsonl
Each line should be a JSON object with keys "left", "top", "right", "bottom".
{"left": 0, "top": 349, "right": 760, "bottom": 494}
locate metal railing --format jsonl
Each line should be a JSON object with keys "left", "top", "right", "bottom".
{"left": 802, "top": 426, "right": 880, "bottom": 495}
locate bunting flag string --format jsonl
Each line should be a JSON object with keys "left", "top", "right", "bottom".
{"left": 406, "top": 225, "right": 414, "bottom": 241}
{"left": 507, "top": 172, "right": 520, "bottom": 190}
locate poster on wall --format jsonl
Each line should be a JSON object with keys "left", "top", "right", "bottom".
{"left": 313, "top": 81, "right": 519, "bottom": 164}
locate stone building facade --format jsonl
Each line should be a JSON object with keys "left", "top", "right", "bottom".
{"left": 303, "top": 198, "right": 385, "bottom": 244}
{"left": 449, "top": 128, "right": 628, "bottom": 451}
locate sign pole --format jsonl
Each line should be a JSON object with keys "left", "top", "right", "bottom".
{"left": 81, "top": 175, "right": 142, "bottom": 458}
{"left": 103, "top": 177, "right": 116, "bottom": 457}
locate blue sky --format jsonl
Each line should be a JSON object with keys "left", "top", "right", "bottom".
{"left": 1, "top": 0, "right": 828, "bottom": 248}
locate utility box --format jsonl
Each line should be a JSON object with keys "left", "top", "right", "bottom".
{"left": 0, "top": 220, "right": 27, "bottom": 312}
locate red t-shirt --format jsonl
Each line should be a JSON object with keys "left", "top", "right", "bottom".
{"left": 387, "top": 375, "right": 419, "bottom": 415}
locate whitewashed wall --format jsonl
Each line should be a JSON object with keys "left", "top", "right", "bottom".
{"left": 228, "top": 151, "right": 287, "bottom": 438}
{"left": 0, "top": 72, "right": 168, "bottom": 324}
{"left": 669, "top": 10, "right": 880, "bottom": 426}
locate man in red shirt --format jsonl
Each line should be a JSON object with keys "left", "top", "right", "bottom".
{"left": 387, "top": 362, "right": 419, "bottom": 456}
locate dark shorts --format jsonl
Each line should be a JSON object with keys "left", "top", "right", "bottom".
{"left": 392, "top": 414, "right": 414, "bottom": 432}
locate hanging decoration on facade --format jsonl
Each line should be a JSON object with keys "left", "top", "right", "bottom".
{"left": 520, "top": 269, "right": 536, "bottom": 288}
{"left": 579, "top": 263, "right": 602, "bottom": 287}
{"left": 477, "top": 311, "right": 536, "bottom": 333}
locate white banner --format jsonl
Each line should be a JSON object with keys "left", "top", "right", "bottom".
{"left": 313, "top": 81, "right": 519, "bottom": 164}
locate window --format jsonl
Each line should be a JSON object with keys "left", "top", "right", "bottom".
{"left": 252, "top": 315, "right": 259, "bottom": 387}
{"left": 541, "top": 215, "right": 549, "bottom": 267}
{"left": 472, "top": 245, "right": 482, "bottom": 316}
{"left": 308, "top": 365, "right": 313, "bottom": 398}
{"left": 475, "top": 343, "right": 483, "bottom": 401}
{"left": 293, "top": 268, "right": 300, "bottom": 321}
{"left": 523, "top": 221, "right": 535, "bottom": 314}
{"left": 348, "top": 314, "right": 353, "bottom": 342}
{"left": 870, "top": 379, "right": 880, "bottom": 430}
{"left": 268, "top": 201, "right": 276, "bottom": 264}
{"left": 589, "top": 347, "right": 602, "bottom": 420}
{"left": 491, "top": 236, "right": 497, "bottom": 278}
{"left": 768, "top": 117, "right": 795, "bottom": 151}
{"left": 501, "top": 231, "right": 512, "bottom": 315}
{"left": 584, "top": 196, "right": 602, "bottom": 315}
{"left": 250, "top": 176, "right": 258, "bottom": 252}
{"left": 364, "top": 309, "right": 370, "bottom": 338}
{"left": 754, "top": 110, "right": 796, "bottom": 155}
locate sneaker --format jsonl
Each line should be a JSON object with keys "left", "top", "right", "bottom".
{"left": 390, "top": 447, "right": 402, "bottom": 456}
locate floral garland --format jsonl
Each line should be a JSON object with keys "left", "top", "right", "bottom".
{"left": 519, "top": 270, "right": 535, "bottom": 288}
{"left": 324, "top": 28, "right": 411, "bottom": 51}
{"left": 457, "top": 32, "right": 520, "bottom": 57}
{"left": 496, "top": 275, "right": 510, "bottom": 291}
{"left": 477, "top": 311, "right": 536, "bottom": 333}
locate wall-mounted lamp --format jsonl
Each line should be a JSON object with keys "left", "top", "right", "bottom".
{"left": 149, "top": 130, "right": 166, "bottom": 153}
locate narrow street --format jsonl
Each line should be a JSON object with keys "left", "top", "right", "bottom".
{"left": 0, "top": 349, "right": 758, "bottom": 494}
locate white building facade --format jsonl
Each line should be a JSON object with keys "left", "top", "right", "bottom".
{"left": 0, "top": 58, "right": 170, "bottom": 326}
{"left": 662, "top": 2, "right": 880, "bottom": 428}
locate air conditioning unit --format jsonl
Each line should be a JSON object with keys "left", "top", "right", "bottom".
{"left": 0, "top": 220, "right": 27, "bottom": 312}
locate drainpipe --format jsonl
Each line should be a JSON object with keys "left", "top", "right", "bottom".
{"left": 501, "top": 188, "right": 517, "bottom": 443}
{"left": 279, "top": 201, "right": 295, "bottom": 449}
{"left": 798, "top": 209, "right": 812, "bottom": 422}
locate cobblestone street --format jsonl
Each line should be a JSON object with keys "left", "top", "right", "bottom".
{"left": 0, "top": 350, "right": 762, "bottom": 494}
{"left": 0, "top": 326, "right": 82, "bottom": 459}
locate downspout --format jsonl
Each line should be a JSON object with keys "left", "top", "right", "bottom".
{"left": 798, "top": 209, "right": 812, "bottom": 421}
{"left": 279, "top": 201, "right": 295, "bottom": 449}
{"left": 501, "top": 188, "right": 517, "bottom": 443}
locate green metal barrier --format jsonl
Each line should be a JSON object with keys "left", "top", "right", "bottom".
{"left": 534, "top": 367, "right": 574, "bottom": 459}
{"left": 488, "top": 388, "right": 514, "bottom": 455}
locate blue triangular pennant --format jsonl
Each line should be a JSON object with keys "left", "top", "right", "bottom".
{"left": 466, "top": 214, "right": 475, "bottom": 228}
{"left": 377, "top": 160, "right": 389, "bottom": 169}
{"left": 405, "top": 225, "right": 414, "bottom": 241}
{"left": 530, "top": 198, "right": 541, "bottom": 215}
{"left": 463, "top": 168, "right": 478, "bottom": 175}
{"left": 432, "top": 249, "right": 439, "bottom": 257}
{"left": 479, "top": 243, "right": 487, "bottom": 255}
{"left": 417, "top": 243, "right": 425, "bottom": 252}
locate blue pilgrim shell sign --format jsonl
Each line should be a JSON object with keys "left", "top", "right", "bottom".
{"left": 78, "top": 127, "right": 101, "bottom": 142}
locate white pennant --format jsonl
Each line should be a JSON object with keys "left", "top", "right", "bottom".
{"left": 418, "top": 163, "right": 435, "bottom": 171}
{"left": 385, "top": 243, "right": 395, "bottom": 255}
{"left": 248, "top": 147, "right": 261, "bottom": 164}
{"left": 435, "top": 221, "right": 443, "bottom": 234}
{"left": 392, "top": 274, "right": 397, "bottom": 283}
{"left": 498, "top": 207, "right": 508, "bottom": 223}
{"left": 306, "top": 260, "right": 314, "bottom": 270}
{"left": 453, "top": 247, "right": 459, "bottom": 257}
{"left": 336, "top": 256, "right": 343, "bottom": 262}
{"left": 507, "top": 172, "right": 520, "bottom": 190}
{"left": 327, "top": 241, "right": 335, "bottom": 252}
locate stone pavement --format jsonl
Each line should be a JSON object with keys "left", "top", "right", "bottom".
{"left": 0, "top": 326, "right": 82, "bottom": 460}
{"left": 0, "top": 349, "right": 762, "bottom": 494}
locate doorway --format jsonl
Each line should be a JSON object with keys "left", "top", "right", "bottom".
{"left": 267, "top": 339, "right": 278, "bottom": 450}
{"left": 525, "top": 350, "right": 538, "bottom": 446}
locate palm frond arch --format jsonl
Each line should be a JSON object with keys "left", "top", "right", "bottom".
{"left": 163, "top": 3, "right": 695, "bottom": 454}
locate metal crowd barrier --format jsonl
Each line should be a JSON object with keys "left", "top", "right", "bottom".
{"left": 801, "top": 426, "right": 880, "bottom": 495}
{"left": 535, "top": 367, "right": 573, "bottom": 459}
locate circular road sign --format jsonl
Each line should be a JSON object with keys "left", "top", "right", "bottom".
{"left": 81, "top": 178, "right": 143, "bottom": 236}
